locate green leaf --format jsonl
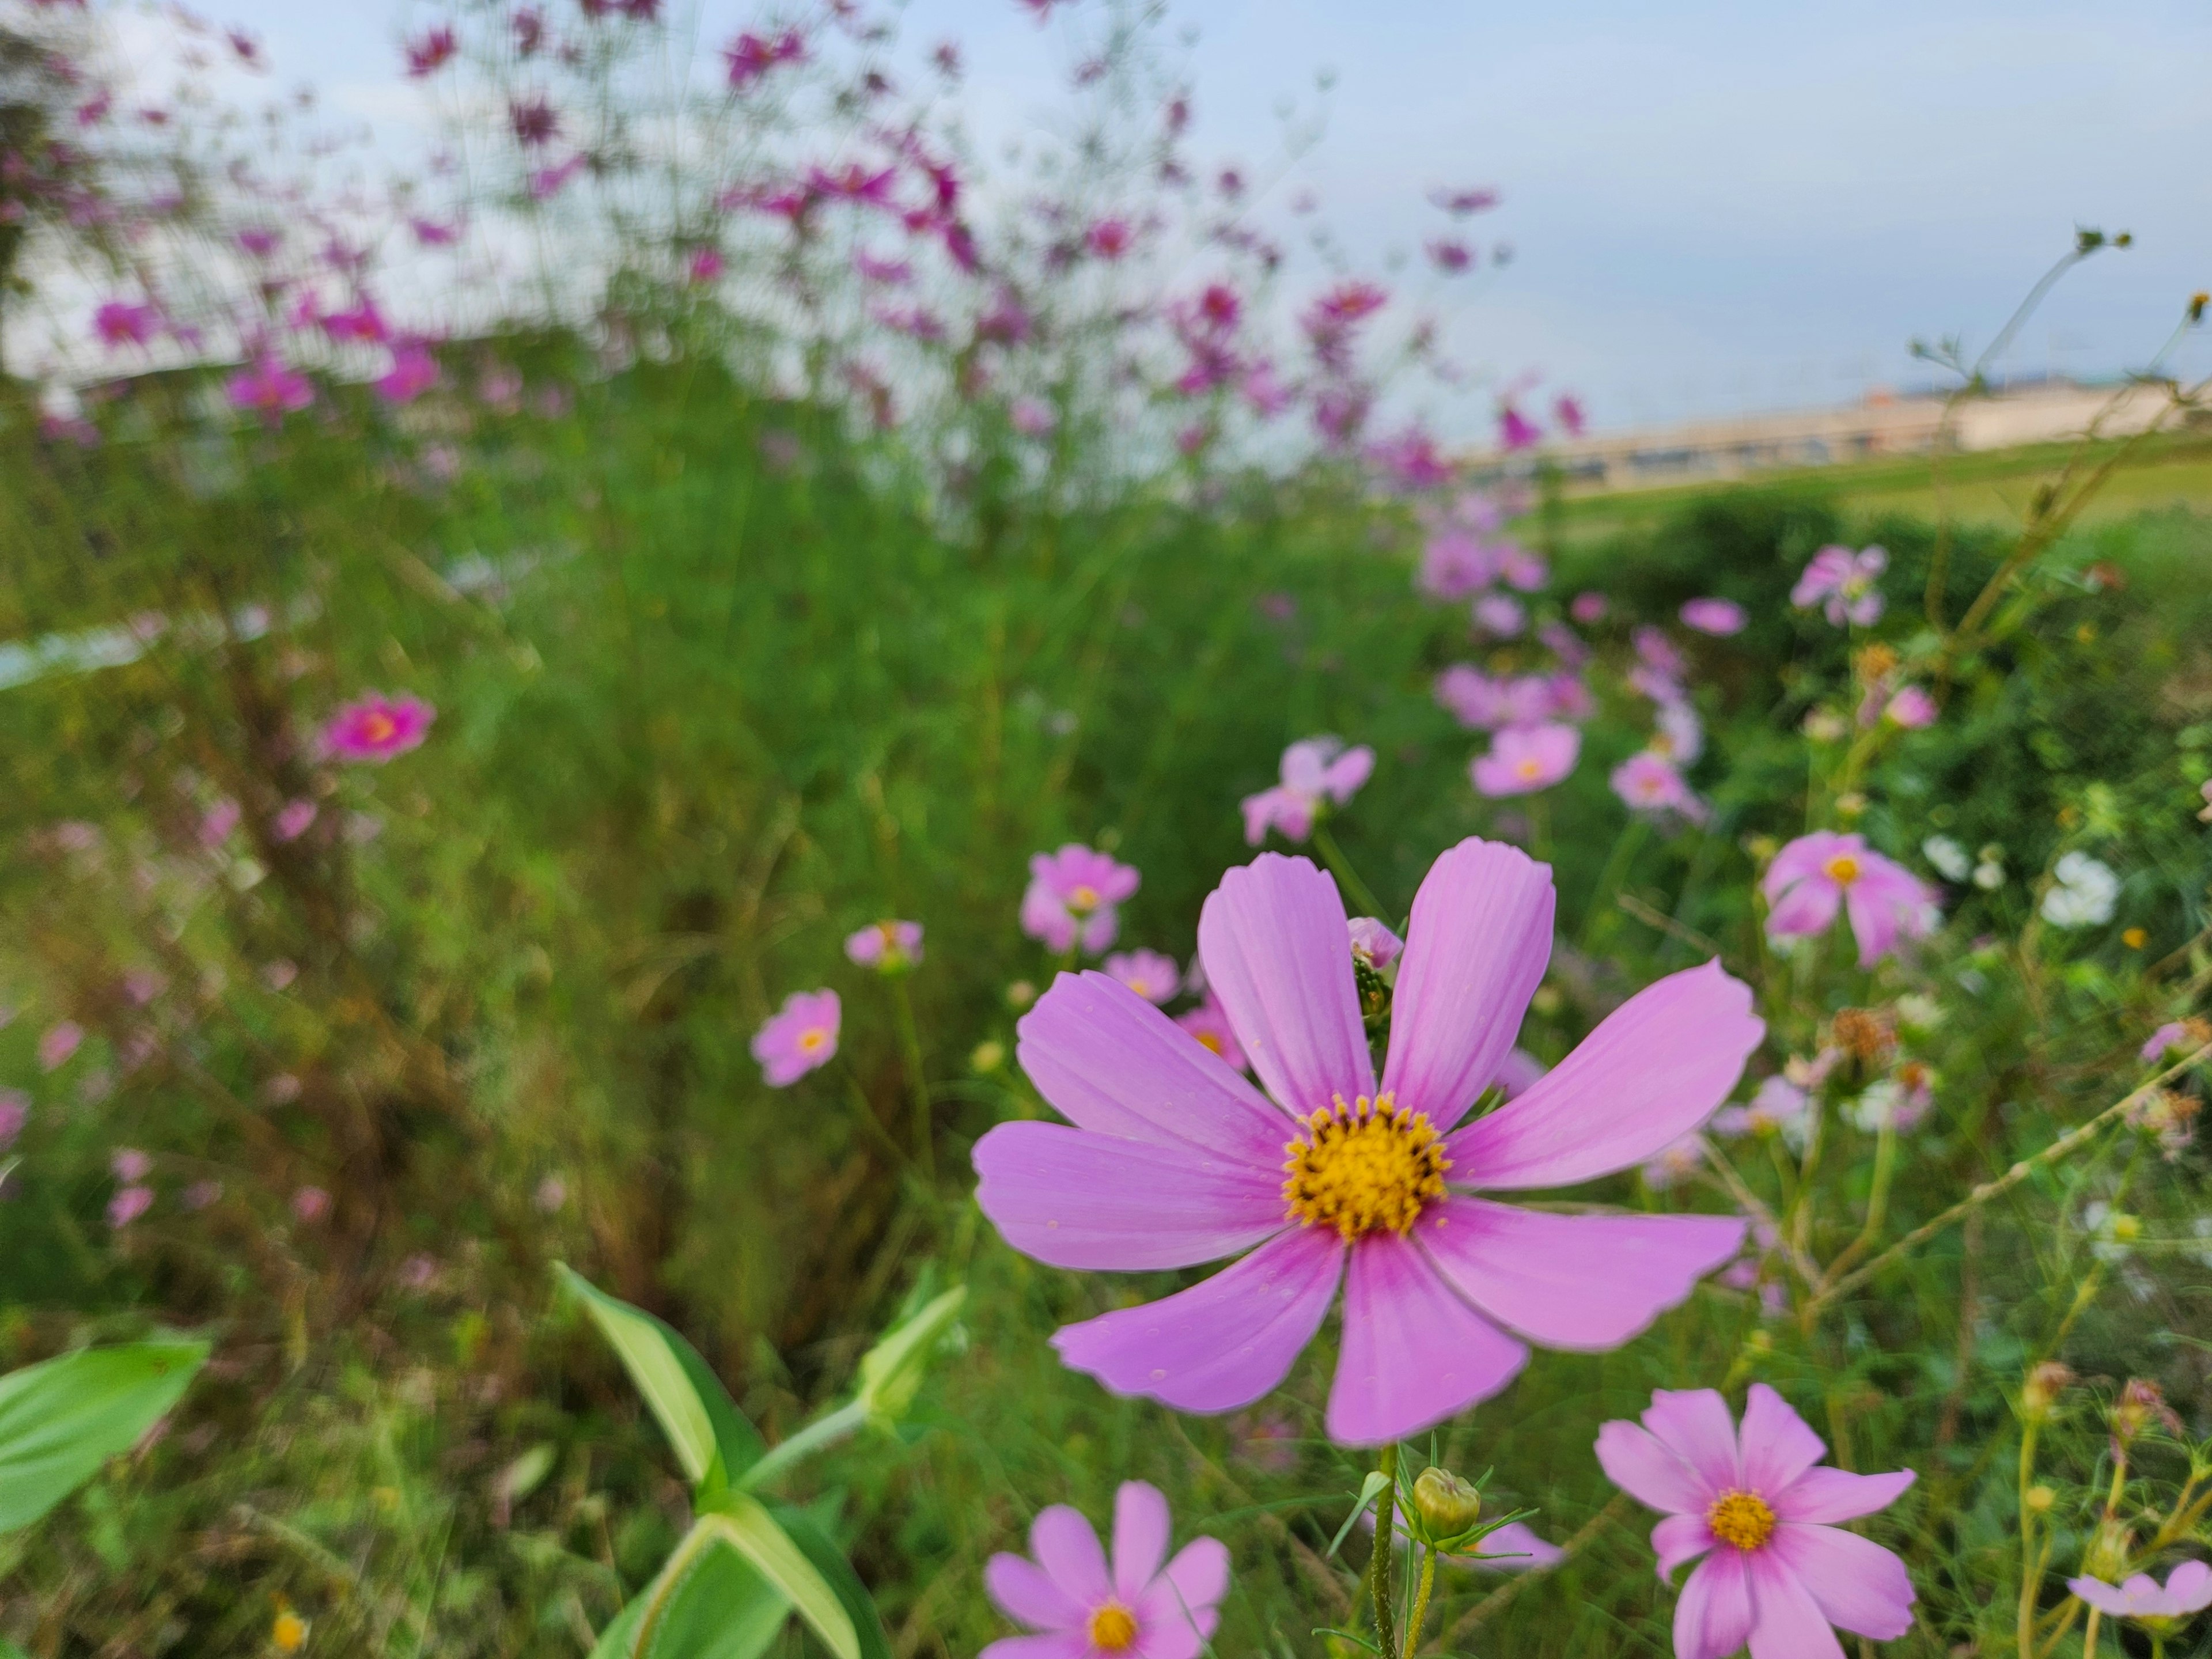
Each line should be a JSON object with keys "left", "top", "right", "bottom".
{"left": 852, "top": 1285, "right": 965, "bottom": 1430}
{"left": 558, "top": 1265, "right": 765, "bottom": 1490}
{"left": 678, "top": 1495, "right": 860, "bottom": 1659}
{"left": 590, "top": 1590, "right": 649, "bottom": 1659}
{"left": 1325, "top": 1471, "right": 1393, "bottom": 1560}
{"left": 0, "top": 1335, "right": 209, "bottom": 1533}
{"left": 768, "top": 1502, "right": 894, "bottom": 1659}
{"left": 625, "top": 1524, "right": 791, "bottom": 1659}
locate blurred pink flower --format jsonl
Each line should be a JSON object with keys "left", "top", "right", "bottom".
{"left": 1086, "top": 217, "right": 1133, "bottom": 260}
{"left": 509, "top": 95, "right": 559, "bottom": 146}
{"left": 1571, "top": 590, "right": 1609, "bottom": 624}
{"left": 1884, "top": 686, "right": 1937, "bottom": 729}
{"left": 0, "top": 1090, "right": 27, "bottom": 1148}
{"left": 323, "top": 693, "right": 434, "bottom": 762}
{"left": 1427, "top": 238, "right": 1473, "bottom": 274}
{"left": 1553, "top": 394, "right": 1587, "bottom": 437}
{"left": 687, "top": 247, "right": 725, "bottom": 283}
{"left": 2142, "top": 1020, "right": 2194, "bottom": 1062}
{"left": 108, "top": 1185, "right": 153, "bottom": 1229}
{"left": 272, "top": 800, "right": 317, "bottom": 842}
{"left": 1713, "top": 1076, "right": 1809, "bottom": 1139}
{"left": 1639, "top": 1132, "right": 1708, "bottom": 1190}
{"left": 846, "top": 920, "right": 925, "bottom": 969}
{"left": 1791, "top": 544, "right": 1887, "bottom": 627}
{"left": 1241, "top": 737, "right": 1374, "bottom": 846}
{"left": 199, "top": 798, "right": 241, "bottom": 847}
{"left": 404, "top": 26, "right": 457, "bottom": 77}
{"left": 1498, "top": 405, "right": 1542, "bottom": 450}
{"left": 237, "top": 227, "right": 279, "bottom": 257}
{"left": 1022, "top": 845, "right": 1141, "bottom": 956}
{"left": 181, "top": 1179, "right": 222, "bottom": 1210}
{"left": 752, "top": 990, "right": 840, "bottom": 1086}
{"left": 1104, "top": 950, "right": 1180, "bottom": 1005}
{"left": 1473, "top": 594, "right": 1526, "bottom": 637}
{"left": 528, "top": 156, "right": 586, "bottom": 201}
{"left": 1417, "top": 529, "right": 1495, "bottom": 600}
{"left": 724, "top": 27, "right": 806, "bottom": 88}
{"left": 1347, "top": 916, "right": 1403, "bottom": 969}
{"left": 1472, "top": 724, "right": 1580, "bottom": 797}
{"left": 374, "top": 343, "right": 441, "bottom": 404}
{"left": 292, "top": 1185, "right": 331, "bottom": 1222}
{"left": 1597, "top": 1385, "right": 1916, "bottom": 1658}
{"left": 226, "top": 355, "right": 312, "bottom": 422}
{"left": 94, "top": 300, "right": 157, "bottom": 347}
{"left": 982, "top": 1483, "right": 1228, "bottom": 1659}
{"left": 1680, "top": 597, "right": 1745, "bottom": 636}
{"left": 1435, "top": 669, "right": 1570, "bottom": 733}
{"left": 39, "top": 1021, "right": 84, "bottom": 1071}
{"left": 321, "top": 298, "right": 389, "bottom": 344}
{"left": 111, "top": 1147, "right": 152, "bottom": 1183}
{"left": 974, "top": 842, "right": 1758, "bottom": 1441}
{"left": 535, "top": 1174, "right": 568, "bottom": 1211}
{"left": 1175, "top": 994, "right": 1249, "bottom": 1071}
{"left": 1762, "top": 832, "right": 1937, "bottom": 967}
{"left": 1430, "top": 185, "right": 1500, "bottom": 215}
{"left": 1010, "top": 396, "right": 1056, "bottom": 437}
{"left": 1611, "top": 752, "right": 1705, "bottom": 822}
{"left": 1496, "top": 543, "right": 1548, "bottom": 591}
{"left": 2069, "top": 1562, "right": 2212, "bottom": 1624}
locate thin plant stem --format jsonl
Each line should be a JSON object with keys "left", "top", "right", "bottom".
{"left": 1312, "top": 824, "right": 1388, "bottom": 922}
{"left": 2017, "top": 1416, "right": 2043, "bottom": 1659}
{"left": 1578, "top": 817, "right": 1647, "bottom": 950}
{"left": 1820, "top": 1112, "right": 1899, "bottom": 1287}
{"left": 2081, "top": 1608, "right": 2100, "bottom": 1659}
{"left": 1366, "top": 1443, "right": 1400, "bottom": 1658}
{"left": 840, "top": 1069, "right": 921, "bottom": 1181}
{"left": 1402, "top": 1545, "right": 1437, "bottom": 1659}
{"left": 887, "top": 976, "right": 935, "bottom": 1182}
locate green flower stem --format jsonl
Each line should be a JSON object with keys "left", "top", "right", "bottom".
{"left": 1402, "top": 1544, "right": 1437, "bottom": 1659}
{"left": 1578, "top": 817, "right": 1648, "bottom": 950}
{"left": 2017, "top": 1415, "right": 2043, "bottom": 1659}
{"left": 2080, "top": 1607, "right": 2100, "bottom": 1659}
{"left": 1312, "top": 825, "right": 1387, "bottom": 923}
{"left": 740, "top": 1397, "right": 869, "bottom": 1492}
{"left": 888, "top": 975, "right": 935, "bottom": 1182}
{"left": 840, "top": 1070, "right": 921, "bottom": 1182}
{"left": 1366, "top": 1442, "right": 1400, "bottom": 1658}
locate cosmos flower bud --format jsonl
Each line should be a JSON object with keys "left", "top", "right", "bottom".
{"left": 2021, "top": 1361, "right": 2074, "bottom": 1422}
{"left": 1412, "top": 1466, "right": 1482, "bottom": 1537}
{"left": 2112, "top": 1378, "right": 2182, "bottom": 1449}
{"left": 2191, "top": 291, "right": 2209, "bottom": 324}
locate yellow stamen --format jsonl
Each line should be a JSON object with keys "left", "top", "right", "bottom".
{"left": 1282, "top": 1092, "right": 1449, "bottom": 1242}
{"left": 1194, "top": 1031, "right": 1225, "bottom": 1056}
{"left": 1088, "top": 1604, "right": 1138, "bottom": 1651}
{"left": 797, "top": 1028, "right": 828, "bottom": 1052}
{"left": 1515, "top": 759, "right": 1542, "bottom": 779}
{"left": 361, "top": 713, "right": 397, "bottom": 745}
{"left": 1067, "top": 884, "right": 1101, "bottom": 912}
{"left": 1823, "top": 854, "right": 1861, "bottom": 886}
{"left": 1706, "top": 1490, "right": 1777, "bottom": 1551}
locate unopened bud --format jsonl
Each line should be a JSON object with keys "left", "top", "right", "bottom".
{"left": 2022, "top": 1362, "right": 2074, "bottom": 1421}
{"left": 970, "top": 1040, "right": 1006, "bottom": 1074}
{"left": 2191, "top": 291, "right": 2209, "bottom": 324}
{"left": 2025, "top": 1483, "right": 2056, "bottom": 1513}
{"left": 2113, "top": 1379, "right": 2182, "bottom": 1448}
{"left": 1005, "top": 980, "right": 1036, "bottom": 1011}
{"left": 2084, "top": 1518, "right": 2133, "bottom": 1580}
{"left": 1412, "top": 1467, "right": 1482, "bottom": 1536}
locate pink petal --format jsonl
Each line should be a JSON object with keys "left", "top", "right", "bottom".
{"left": 1765, "top": 876, "right": 1840, "bottom": 940}
{"left": 1134, "top": 1537, "right": 1231, "bottom": 1659}
{"left": 1744, "top": 1548, "right": 1846, "bottom": 1659}
{"left": 1652, "top": 1513, "right": 1715, "bottom": 1580}
{"left": 1772, "top": 1468, "right": 1915, "bottom": 1526}
{"left": 1447, "top": 960, "right": 1762, "bottom": 1189}
{"left": 1112, "top": 1482, "right": 1171, "bottom": 1603}
{"left": 1768, "top": 1524, "right": 1916, "bottom": 1639}
{"left": 2066, "top": 1577, "right": 2132, "bottom": 1618}
{"left": 1326, "top": 1231, "right": 1527, "bottom": 1444}
{"left": 1052, "top": 1226, "right": 1343, "bottom": 1413}
{"left": 1017, "top": 971, "right": 1293, "bottom": 1158}
{"left": 982, "top": 1635, "right": 1093, "bottom": 1659}
{"left": 1198, "top": 854, "right": 1373, "bottom": 1115}
{"left": 1737, "top": 1384, "right": 1827, "bottom": 1497}
{"left": 1641, "top": 1389, "right": 1743, "bottom": 1496}
{"left": 1675, "top": 1550, "right": 1755, "bottom": 1659}
{"left": 986, "top": 1554, "right": 1088, "bottom": 1631}
{"left": 1380, "top": 839, "right": 1556, "bottom": 1128}
{"left": 1594, "top": 1419, "right": 1715, "bottom": 1517}
{"left": 1418, "top": 1198, "right": 1744, "bottom": 1349}
{"left": 1029, "top": 1505, "right": 1112, "bottom": 1606}
{"left": 972, "top": 1123, "right": 1285, "bottom": 1270}
{"left": 1459, "top": 1520, "right": 1565, "bottom": 1571}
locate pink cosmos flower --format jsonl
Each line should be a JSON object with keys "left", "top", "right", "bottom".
{"left": 1241, "top": 738, "right": 1375, "bottom": 846}
{"left": 1611, "top": 752, "right": 1705, "bottom": 822}
{"left": 1010, "top": 396, "right": 1057, "bottom": 437}
{"left": 1417, "top": 529, "right": 1496, "bottom": 600}
{"left": 1104, "top": 950, "right": 1180, "bottom": 1006}
{"left": 846, "top": 921, "right": 924, "bottom": 970}
{"left": 1498, "top": 406, "right": 1542, "bottom": 451}
{"left": 1883, "top": 686, "right": 1937, "bottom": 730}
{"left": 272, "top": 800, "right": 318, "bottom": 842}
{"left": 1347, "top": 916, "right": 1402, "bottom": 969}
{"left": 1641, "top": 1132, "right": 1708, "bottom": 1191}
{"left": 1435, "top": 669, "right": 1557, "bottom": 733}
{"left": 1472, "top": 724, "right": 1580, "bottom": 798}
{"left": 39, "top": 1021, "right": 84, "bottom": 1071}
{"left": 0, "top": 1090, "right": 26, "bottom": 1148}
{"left": 1497, "top": 544, "right": 1548, "bottom": 592}
{"left": 323, "top": 693, "right": 435, "bottom": 762}
{"left": 1176, "top": 995, "right": 1249, "bottom": 1072}
{"left": 752, "top": 990, "right": 840, "bottom": 1086}
{"left": 404, "top": 25, "right": 457, "bottom": 77}
{"left": 1554, "top": 394, "right": 1588, "bottom": 438}
{"left": 1427, "top": 239, "right": 1473, "bottom": 274}
{"left": 1571, "top": 592, "right": 1609, "bottom": 624}
{"left": 374, "top": 343, "right": 441, "bottom": 405}
{"left": 982, "top": 1482, "right": 1228, "bottom": 1659}
{"left": 1022, "top": 846, "right": 1141, "bottom": 956}
{"left": 226, "top": 355, "right": 313, "bottom": 422}
{"left": 1762, "top": 832, "right": 1937, "bottom": 967}
{"left": 108, "top": 1185, "right": 153, "bottom": 1229}
{"left": 1713, "top": 1077, "right": 1809, "bottom": 1140}
{"left": 1681, "top": 599, "right": 1746, "bottom": 637}
{"left": 1598, "top": 1385, "right": 1916, "bottom": 1659}
{"left": 199, "top": 798, "right": 241, "bottom": 847}
{"left": 2068, "top": 1562, "right": 2211, "bottom": 1624}
{"left": 321, "top": 298, "right": 390, "bottom": 344}
{"left": 975, "top": 842, "right": 1760, "bottom": 1442}
{"left": 1791, "top": 546, "right": 1887, "bottom": 627}
{"left": 2142, "top": 1020, "right": 2194, "bottom": 1062}
{"left": 292, "top": 1185, "right": 331, "bottom": 1222}
{"left": 94, "top": 300, "right": 157, "bottom": 347}
{"left": 111, "top": 1147, "right": 152, "bottom": 1183}
{"left": 1473, "top": 594, "right": 1527, "bottom": 637}
{"left": 1086, "top": 217, "right": 1133, "bottom": 260}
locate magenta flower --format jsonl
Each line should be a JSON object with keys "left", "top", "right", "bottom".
{"left": 1427, "top": 238, "right": 1473, "bottom": 274}
{"left": 1473, "top": 594, "right": 1527, "bottom": 637}
{"left": 1241, "top": 738, "right": 1375, "bottom": 846}
{"left": 323, "top": 693, "right": 435, "bottom": 763}
{"left": 1571, "top": 591, "right": 1609, "bottom": 624}
{"left": 108, "top": 1185, "right": 153, "bottom": 1229}
{"left": 1791, "top": 546, "right": 1887, "bottom": 627}
{"left": 1176, "top": 995, "right": 1248, "bottom": 1072}
{"left": 1085, "top": 217, "right": 1133, "bottom": 260}
{"left": 2069, "top": 1562, "right": 2211, "bottom": 1626}
{"left": 1103, "top": 950, "right": 1180, "bottom": 1006}
{"left": 321, "top": 297, "right": 390, "bottom": 344}
{"left": 1883, "top": 686, "right": 1937, "bottom": 730}
{"left": 1498, "top": 405, "right": 1543, "bottom": 451}
{"left": 687, "top": 247, "right": 725, "bottom": 284}
{"left": 1611, "top": 752, "right": 1706, "bottom": 823}
{"left": 1471, "top": 724, "right": 1580, "bottom": 798}
{"left": 0, "top": 1090, "right": 26, "bottom": 1148}
{"left": 1417, "top": 529, "right": 1496, "bottom": 600}
{"left": 94, "top": 300, "right": 157, "bottom": 348}
{"left": 1022, "top": 846, "right": 1142, "bottom": 956}
{"left": 39, "top": 1021, "right": 84, "bottom": 1071}
{"left": 226, "top": 354, "right": 313, "bottom": 422}
{"left": 1680, "top": 598, "right": 1745, "bottom": 637}
{"left": 975, "top": 842, "right": 1759, "bottom": 1442}
{"left": 374, "top": 343, "right": 440, "bottom": 405}
{"left": 1762, "top": 833, "right": 1937, "bottom": 967}
{"left": 2142, "top": 1020, "right": 2195, "bottom": 1062}
{"left": 983, "top": 1482, "right": 1228, "bottom": 1659}
{"left": 752, "top": 990, "right": 840, "bottom": 1086}
{"left": 846, "top": 921, "right": 924, "bottom": 971}
{"left": 1554, "top": 394, "right": 1588, "bottom": 438}
{"left": 272, "top": 800, "right": 318, "bottom": 843}
{"left": 509, "top": 95, "right": 560, "bottom": 146}
{"left": 1597, "top": 1385, "right": 1916, "bottom": 1659}
{"left": 1347, "top": 916, "right": 1403, "bottom": 969}
{"left": 1435, "top": 669, "right": 1559, "bottom": 733}
{"left": 404, "top": 25, "right": 457, "bottom": 77}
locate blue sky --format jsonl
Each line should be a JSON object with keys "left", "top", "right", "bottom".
{"left": 210, "top": 0, "right": 2211, "bottom": 431}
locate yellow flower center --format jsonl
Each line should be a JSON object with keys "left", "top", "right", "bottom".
{"left": 1088, "top": 1604, "right": 1138, "bottom": 1651}
{"left": 1706, "top": 1490, "right": 1777, "bottom": 1552}
{"left": 1282, "top": 1093, "right": 1449, "bottom": 1242}
{"left": 1515, "top": 758, "right": 1543, "bottom": 779}
{"left": 1068, "top": 884, "right": 1101, "bottom": 913}
{"left": 797, "top": 1028, "right": 829, "bottom": 1052}
{"left": 362, "top": 712, "right": 397, "bottom": 744}
{"left": 1194, "top": 1030, "right": 1225, "bottom": 1056}
{"left": 1823, "top": 854, "right": 1861, "bottom": 886}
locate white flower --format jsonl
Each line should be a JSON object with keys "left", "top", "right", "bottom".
{"left": 1922, "top": 835, "right": 1971, "bottom": 883}
{"left": 2040, "top": 851, "right": 2119, "bottom": 928}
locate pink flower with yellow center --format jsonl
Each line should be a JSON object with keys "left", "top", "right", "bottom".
{"left": 1597, "top": 1385, "right": 1915, "bottom": 1659}
{"left": 983, "top": 1482, "right": 1228, "bottom": 1659}
{"left": 1175, "top": 994, "right": 1248, "bottom": 1071}
{"left": 323, "top": 694, "right": 435, "bottom": 763}
{"left": 1021, "top": 846, "right": 1142, "bottom": 956}
{"left": 1103, "top": 950, "right": 1180, "bottom": 1006}
{"left": 1762, "top": 832, "right": 1937, "bottom": 967}
{"left": 845, "top": 920, "right": 924, "bottom": 970}
{"left": 975, "top": 842, "right": 1759, "bottom": 1443}
{"left": 1240, "top": 737, "right": 1375, "bottom": 846}
{"left": 751, "top": 990, "right": 840, "bottom": 1086}
{"left": 1471, "top": 723, "right": 1580, "bottom": 798}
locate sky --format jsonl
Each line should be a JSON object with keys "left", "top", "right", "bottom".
{"left": 192, "top": 0, "right": 2212, "bottom": 433}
